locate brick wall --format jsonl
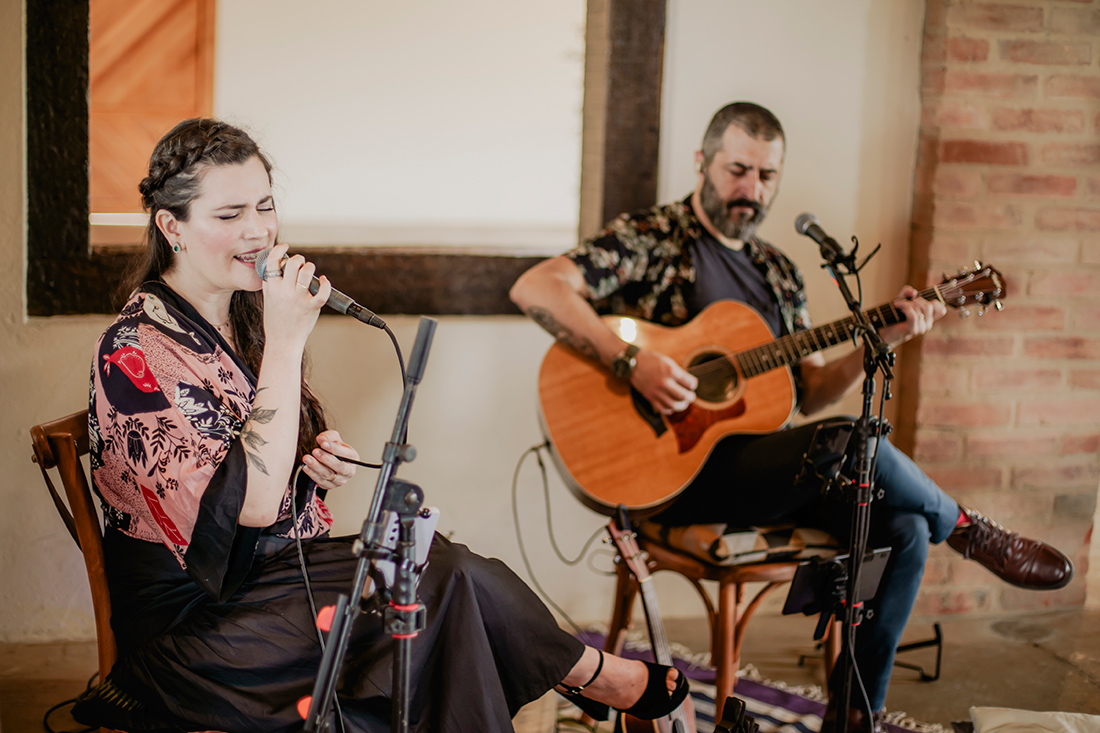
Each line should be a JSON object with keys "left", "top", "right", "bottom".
{"left": 902, "top": 0, "right": 1099, "bottom": 615}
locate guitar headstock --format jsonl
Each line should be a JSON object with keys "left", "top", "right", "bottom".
{"left": 608, "top": 508, "right": 650, "bottom": 581}
{"left": 938, "top": 261, "right": 1006, "bottom": 317}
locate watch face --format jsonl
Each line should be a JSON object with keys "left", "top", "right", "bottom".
{"left": 611, "top": 351, "right": 636, "bottom": 379}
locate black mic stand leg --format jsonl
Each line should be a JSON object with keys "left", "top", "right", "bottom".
{"left": 812, "top": 239, "right": 893, "bottom": 733}
{"left": 382, "top": 480, "right": 428, "bottom": 733}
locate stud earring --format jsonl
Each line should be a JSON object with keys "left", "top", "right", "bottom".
{"left": 172, "top": 242, "right": 181, "bottom": 253}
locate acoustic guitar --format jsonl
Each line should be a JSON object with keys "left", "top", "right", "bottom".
{"left": 607, "top": 509, "right": 696, "bottom": 733}
{"left": 537, "top": 263, "right": 1005, "bottom": 516}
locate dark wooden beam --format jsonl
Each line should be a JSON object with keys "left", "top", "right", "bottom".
{"left": 28, "top": 249, "right": 543, "bottom": 316}
{"left": 25, "top": 1, "right": 666, "bottom": 317}
{"left": 579, "top": 0, "right": 667, "bottom": 239}
{"left": 26, "top": 0, "right": 91, "bottom": 316}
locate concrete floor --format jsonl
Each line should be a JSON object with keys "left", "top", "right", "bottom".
{"left": 3, "top": 609, "right": 1099, "bottom": 732}
{"left": 664, "top": 608, "right": 1100, "bottom": 728}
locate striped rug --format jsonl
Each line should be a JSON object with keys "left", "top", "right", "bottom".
{"left": 574, "top": 630, "right": 938, "bottom": 733}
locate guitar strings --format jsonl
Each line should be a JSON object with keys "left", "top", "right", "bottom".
{"left": 682, "top": 284, "right": 944, "bottom": 383}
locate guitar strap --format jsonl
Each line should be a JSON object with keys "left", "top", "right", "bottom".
{"left": 794, "top": 417, "right": 856, "bottom": 496}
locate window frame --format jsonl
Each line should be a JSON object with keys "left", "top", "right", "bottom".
{"left": 25, "top": 0, "right": 665, "bottom": 317}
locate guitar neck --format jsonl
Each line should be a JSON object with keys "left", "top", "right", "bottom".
{"left": 610, "top": 519, "right": 692, "bottom": 733}
{"left": 636, "top": 579, "right": 674, "bottom": 667}
{"left": 735, "top": 284, "right": 944, "bottom": 379}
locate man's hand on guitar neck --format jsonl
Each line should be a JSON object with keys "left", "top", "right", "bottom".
{"left": 799, "top": 284, "right": 949, "bottom": 416}
{"left": 632, "top": 349, "right": 698, "bottom": 415}
{"left": 880, "top": 285, "right": 947, "bottom": 347}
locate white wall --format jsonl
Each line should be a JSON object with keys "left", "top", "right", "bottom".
{"left": 2, "top": 0, "right": 926, "bottom": 642}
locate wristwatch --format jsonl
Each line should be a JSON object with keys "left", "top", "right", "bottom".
{"left": 610, "top": 343, "right": 640, "bottom": 380}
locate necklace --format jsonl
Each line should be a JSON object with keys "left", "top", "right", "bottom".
{"left": 212, "top": 318, "right": 237, "bottom": 351}
{"left": 212, "top": 317, "right": 233, "bottom": 339}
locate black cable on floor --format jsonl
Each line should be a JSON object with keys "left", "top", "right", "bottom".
{"left": 42, "top": 671, "right": 99, "bottom": 733}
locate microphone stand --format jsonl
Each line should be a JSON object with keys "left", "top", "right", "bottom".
{"left": 303, "top": 317, "right": 438, "bottom": 733}
{"left": 813, "top": 237, "right": 893, "bottom": 733}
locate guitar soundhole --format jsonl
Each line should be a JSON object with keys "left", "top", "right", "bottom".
{"left": 689, "top": 351, "right": 739, "bottom": 403}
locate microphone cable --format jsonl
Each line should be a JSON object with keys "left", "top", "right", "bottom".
{"left": 510, "top": 441, "right": 608, "bottom": 637}
{"left": 290, "top": 464, "right": 348, "bottom": 733}
{"left": 42, "top": 670, "right": 98, "bottom": 733}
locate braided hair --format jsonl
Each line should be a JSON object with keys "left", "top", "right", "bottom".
{"left": 124, "top": 118, "right": 328, "bottom": 460}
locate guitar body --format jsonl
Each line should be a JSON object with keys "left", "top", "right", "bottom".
{"left": 616, "top": 706, "right": 696, "bottom": 733}
{"left": 616, "top": 707, "right": 688, "bottom": 733}
{"left": 538, "top": 300, "right": 797, "bottom": 516}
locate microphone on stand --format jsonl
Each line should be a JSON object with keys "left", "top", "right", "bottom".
{"left": 794, "top": 212, "right": 846, "bottom": 260}
{"left": 254, "top": 248, "right": 386, "bottom": 329}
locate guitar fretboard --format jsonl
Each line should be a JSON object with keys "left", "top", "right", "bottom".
{"left": 694, "top": 285, "right": 945, "bottom": 381}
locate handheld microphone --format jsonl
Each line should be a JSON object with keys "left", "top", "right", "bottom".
{"left": 253, "top": 248, "right": 386, "bottom": 329}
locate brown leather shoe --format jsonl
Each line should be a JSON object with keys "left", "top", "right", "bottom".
{"left": 947, "top": 508, "right": 1073, "bottom": 590}
{"left": 820, "top": 697, "right": 883, "bottom": 733}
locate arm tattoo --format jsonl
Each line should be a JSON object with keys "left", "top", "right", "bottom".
{"left": 241, "top": 407, "right": 276, "bottom": 475}
{"left": 526, "top": 306, "right": 599, "bottom": 361}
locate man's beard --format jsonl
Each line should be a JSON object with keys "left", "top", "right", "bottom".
{"left": 700, "top": 174, "right": 770, "bottom": 242}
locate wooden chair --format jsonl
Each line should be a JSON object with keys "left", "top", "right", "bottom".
{"left": 30, "top": 410, "right": 116, "bottom": 685}
{"left": 31, "top": 409, "right": 127, "bottom": 733}
{"left": 603, "top": 521, "right": 841, "bottom": 722}
{"left": 31, "top": 410, "right": 223, "bottom": 733}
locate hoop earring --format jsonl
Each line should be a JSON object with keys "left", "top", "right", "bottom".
{"left": 172, "top": 243, "right": 181, "bottom": 253}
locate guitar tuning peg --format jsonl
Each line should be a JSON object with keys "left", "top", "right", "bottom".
{"left": 974, "top": 260, "right": 983, "bottom": 270}
{"left": 993, "top": 300, "right": 1004, "bottom": 312}
{"left": 978, "top": 306, "right": 987, "bottom": 316}
{"left": 959, "top": 308, "right": 971, "bottom": 318}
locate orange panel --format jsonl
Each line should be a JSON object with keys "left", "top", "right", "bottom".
{"left": 90, "top": 0, "right": 214, "bottom": 215}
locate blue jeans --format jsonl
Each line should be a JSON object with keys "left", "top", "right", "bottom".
{"left": 654, "top": 418, "right": 960, "bottom": 710}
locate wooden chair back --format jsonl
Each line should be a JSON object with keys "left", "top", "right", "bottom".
{"left": 30, "top": 409, "right": 117, "bottom": 681}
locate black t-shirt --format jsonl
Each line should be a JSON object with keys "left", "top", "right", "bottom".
{"left": 684, "top": 231, "right": 785, "bottom": 338}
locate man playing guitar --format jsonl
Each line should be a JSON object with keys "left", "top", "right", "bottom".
{"left": 510, "top": 102, "right": 1073, "bottom": 733}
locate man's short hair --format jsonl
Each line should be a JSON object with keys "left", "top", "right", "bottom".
{"left": 701, "top": 102, "right": 785, "bottom": 166}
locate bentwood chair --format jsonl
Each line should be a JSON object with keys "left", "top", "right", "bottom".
{"left": 603, "top": 519, "right": 842, "bottom": 722}
{"left": 30, "top": 410, "right": 116, "bottom": 684}
{"left": 31, "top": 410, "right": 223, "bottom": 733}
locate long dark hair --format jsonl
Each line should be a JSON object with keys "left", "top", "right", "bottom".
{"left": 123, "top": 117, "right": 327, "bottom": 459}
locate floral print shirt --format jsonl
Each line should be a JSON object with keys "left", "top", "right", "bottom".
{"left": 565, "top": 196, "right": 812, "bottom": 335}
{"left": 89, "top": 283, "right": 332, "bottom": 600}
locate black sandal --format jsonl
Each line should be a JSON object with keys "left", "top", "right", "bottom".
{"left": 558, "top": 648, "right": 611, "bottom": 720}
{"left": 557, "top": 651, "right": 690, "bottom": 722}
{"left": 621, "top": 659, "right": 690, "bottom": 720}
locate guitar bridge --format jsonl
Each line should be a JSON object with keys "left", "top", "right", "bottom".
{"left": 630, "top": 386, "right": 667, "bottom": 438}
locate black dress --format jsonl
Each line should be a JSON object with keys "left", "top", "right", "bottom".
{"left": 103, "top": 531, "right": 582, "bottom": 733}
